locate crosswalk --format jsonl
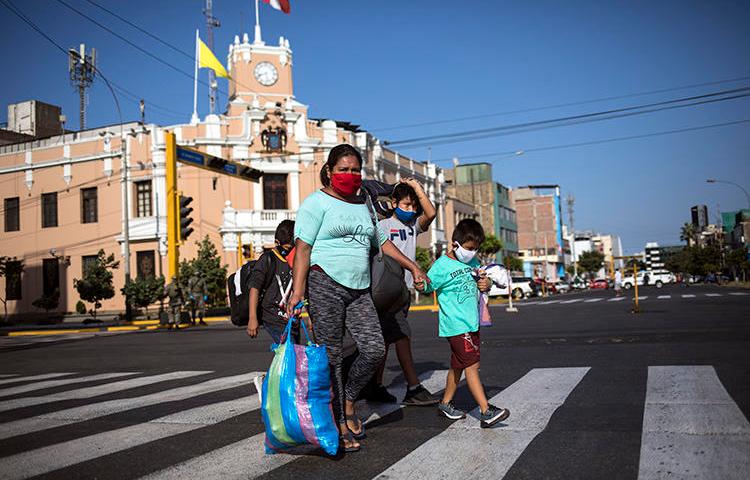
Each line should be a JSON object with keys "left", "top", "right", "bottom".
{"left": 0, "top": 367, "right": 747, "bottom": 479}
{"left": 519, "top": 291, "right": 749, "bottom": 307}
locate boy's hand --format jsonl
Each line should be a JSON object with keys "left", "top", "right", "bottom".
{"left": 246, "top": 316, "right": 259, "bottom": 338}
{"left": 477, "top": 271, "right": 491, "bottom": 293}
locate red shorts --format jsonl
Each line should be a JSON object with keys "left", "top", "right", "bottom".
{"left": 447, "top": 330, "right": 481, "bottom": 369}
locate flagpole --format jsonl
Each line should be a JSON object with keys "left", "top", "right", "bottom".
{"left": 191, "top": 29, "right": 199, "bottom": 124}
{"left": 254, "top": 0, "right": 262, "bottom": 44}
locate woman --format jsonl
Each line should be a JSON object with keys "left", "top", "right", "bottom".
{"left": 287, "top": 144, "right": 428, "bottom": 452}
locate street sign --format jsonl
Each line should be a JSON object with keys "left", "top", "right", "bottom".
{"left": 175, "top": 146, "right": 262, "bottom": 182}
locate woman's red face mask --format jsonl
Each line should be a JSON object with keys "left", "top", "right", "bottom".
{"left": 328, "top": 155, "right": 362, "bottom": 197}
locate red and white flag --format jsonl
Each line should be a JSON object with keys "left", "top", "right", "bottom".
{"left": 262, "top": 0, "right": 290, "bottom": 14}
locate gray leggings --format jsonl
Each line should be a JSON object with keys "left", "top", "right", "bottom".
{"left": 308, "top": 269, "right": 385, "bottom": 424}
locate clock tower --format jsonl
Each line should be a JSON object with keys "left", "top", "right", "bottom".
{"left": 225, "top": 32, "right": 294, "bottom": 115}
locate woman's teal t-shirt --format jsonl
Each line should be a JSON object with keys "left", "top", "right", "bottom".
{"left": 294, "top": 190, "right": 386, "bottom": 290}
{"left": 423, "top": 255, "right": 481, "bottom": 337}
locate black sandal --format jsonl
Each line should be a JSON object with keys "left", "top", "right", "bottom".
{"left": 345, "top": 414, "right": 366, "bottom": 439}
{"left": 340, "top": 430, "right": 361, "bottom": 453}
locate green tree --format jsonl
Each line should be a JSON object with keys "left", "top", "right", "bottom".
{"left": 180, "top": 236, "right": 228, "bottom": 307}
{"left": 578, "top": 250, "right": 605, "bottom": 279}
{"left": 503, "top": 254, "right": 524, "bottom": 273}
{"left": 73, "top": 249, "right": 119, "bottom": 320}
{"left": 121, "top": 275, "right": 166, "bottom": 318}
{"left": 680, "top": 222, "right": 696, "bottom": 247}
{"left": 626, "top": 257, "right": 646, "bottom": 270}
{"left": 32, "top": 288, "right": 60, "bottom": 313}
{"left": 0, "top": 257, "right": 24, "bottom": 321}
{"left": 415, "top": 246, "right": 433, "bottom": 273}
{"left": 727, "top": 247, "right": 749, "bottom": 281}
{"left": 479, "top": 235, "right": 503, "bottom": 262}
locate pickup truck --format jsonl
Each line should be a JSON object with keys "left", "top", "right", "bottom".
{"left": 621, "top": 270, "right": 674, "bottom": 289}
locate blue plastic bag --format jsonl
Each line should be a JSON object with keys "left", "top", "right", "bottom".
{"left": 261, "top": 317, "right": 339, "bottom": 456}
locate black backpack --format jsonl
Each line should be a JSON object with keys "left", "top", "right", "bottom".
{"left": 227, "top": 260, "right": 256, "bottom": 326}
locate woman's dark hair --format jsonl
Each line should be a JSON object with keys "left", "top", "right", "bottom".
{"left": 452, "top": 218, "right": 485, "bottom": 246}
{"left": 391, "top": 183, "right": 423, "bottom": 215}
{"left": 274, "top": 219, "right": 295, "bottom": 245}
{"left": 320, "top": 144, "right": 363, "bottom": 187}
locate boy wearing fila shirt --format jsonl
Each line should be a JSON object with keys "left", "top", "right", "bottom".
{"left": 372, "top": 178, "right": 439, "bottom": 405}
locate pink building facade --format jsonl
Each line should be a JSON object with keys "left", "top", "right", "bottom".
{"left": 0, "top": 30, "right": 449, "bottom": 320}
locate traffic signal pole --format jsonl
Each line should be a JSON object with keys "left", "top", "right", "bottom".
{"left": 165, "top": 132, "right": 180, "bottom": 279}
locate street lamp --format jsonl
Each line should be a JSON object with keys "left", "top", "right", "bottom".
{"left": 706, "top": 179, "right": 750, "bottom": 210}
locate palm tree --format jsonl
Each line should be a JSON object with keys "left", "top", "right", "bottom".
{"left": 680, "top": 222, "right": 696, "bottom": 247}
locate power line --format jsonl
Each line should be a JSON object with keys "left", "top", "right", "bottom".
{"left": 386, "top": 87, "right": 750, "bottom": 149}
{"left": 371, "top": 74, "right": 750, "bottom": 133}
{"left": 432, "top": 118, "right": 750, "bottom": 164}
{"left": 1, "top": 0, "right": 186, "bottom": 123}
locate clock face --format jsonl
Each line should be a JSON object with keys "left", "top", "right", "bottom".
{"left": 254, "top": 62, "right": 278, "bottom": 86}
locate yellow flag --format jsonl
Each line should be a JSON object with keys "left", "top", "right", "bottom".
{"left": 198, "top": 37, "right": 228, "bottom": 78}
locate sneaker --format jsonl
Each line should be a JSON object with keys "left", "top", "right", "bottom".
{"left": 479, "top": 404, "right": 510, "bottom": 428}
{"left": 437, "top": 401, "right": 466, "bottom": 420}
{"left": 366, "top": 385, "right": 397, "bottom": 403}
{"left": 253, "top": 374, "right": 266, "bottom": 404}
{"left": 402, "top": 385, "right": 440, "bottom": 406}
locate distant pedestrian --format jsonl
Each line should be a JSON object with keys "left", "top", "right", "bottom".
{"left": 416, "top": 218, "right": 511, "bottom": 428}
{"left": 164, "top": 276, "right": 183, "bottom": 330}
{"left": 614, "top": 269, "right": 623, "bottom": 296}
{"left": 187, "top": 273, "right": 208, "bottom": 325}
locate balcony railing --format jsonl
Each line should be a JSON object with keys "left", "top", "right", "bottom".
{"left": 222, "top": 208, "right": 297, "bottom": 232}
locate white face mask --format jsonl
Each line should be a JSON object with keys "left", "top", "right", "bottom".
{"left": 453, "top": 242, "right": 477, "bottom": 264}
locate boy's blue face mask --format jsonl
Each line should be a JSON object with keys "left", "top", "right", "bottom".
{"left": 394, "top": 207, "right": 417, "bottom": 223}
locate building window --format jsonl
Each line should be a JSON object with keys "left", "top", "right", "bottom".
{"left": 42, "top": 192, "right": 58, "bottom": 228}
{"left": 136, "top": 250, "right": 156, "bottom": 279}
{"left": 5, "top": 260, "right": 22, "bottom": 300}
{"left": 82, "top": 255, "right": 98, "bottom": 276}
{"left": 135, "top": 181, "right": 153, "bottom": 217}
{"left": 263, "top": 174, "right": 288, "bottom": 210}
{"left": 81, "top": 187, "right": 98, "bottom": 223}
{"left": 4, "top": 197, "right": 20, "bottom": 232}
{"left": 42, "top": 258, "right": 60, "bottom": 297}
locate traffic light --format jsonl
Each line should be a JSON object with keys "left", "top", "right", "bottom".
{"left": 179, "top": 194, "right": 194, "bottom": 242}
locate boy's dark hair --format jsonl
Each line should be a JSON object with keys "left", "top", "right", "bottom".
{"left": 275, "top": 219, "right": 295, "bottom": 245}
{"left": 452, "top": 218, "right": 485, "bottom": 246}
{"left": 391, "top": 183, "right": 423, "bottom": 215}
{"left": 319, "top": 144, "right": 363, "bottom": 187}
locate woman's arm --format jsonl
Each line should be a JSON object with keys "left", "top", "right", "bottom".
{"left": 287, "top": 239, "right": 312, "bottom": 317}
{"left": 381, "top": 240, "right": 429, "bottom": 288}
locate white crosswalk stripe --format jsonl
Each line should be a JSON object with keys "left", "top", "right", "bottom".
{"left": 638, "top": 296, "right": 648, "bottom": 300}
{"left": 657, "top": 295, "right": 671, "bottom": 299}
{"left": 638, "top": 366, "right": 750, "bottom": 480}
{"left": 0, "top": 372, "right": 137, "bottom": 398}
{"left": 374, "top": 367, "right": 590, "bottom": 479}
{"left": 584, "top": 298, "right": 604, "bottom": 303}
{"left": 0, "top": 373, "right": 76, "bottom": 386}
{"left": 0, "top": 372, "right": 262, "bottom": 440}
{"left": 705, "top": 293, "right": 722, "bottom": 297}
{"left": 0, "top": 374, "right": 20, "bottom": 379}
{"left": 682, "top": 294, "right": 696, "bottom": 298}
{"left": 560, "top": 298, "right": 583, "bottom": 304}
{"left": 0, "top": 371, "right": 211, "bottom": 413}
{"left": 1, "top": 365, "right": 747, "bottom": 480}
{"left": 608, "top": 297, "right": 626, "bottom": 302}
{"left": 141, "top": 370, "right": 449, "bottom": 479}
{"left": 729, "top": 292, "right": 748, "bottom": 296}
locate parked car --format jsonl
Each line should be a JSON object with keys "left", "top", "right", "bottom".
{"left": 621, "top": 270, "right": 673, "bottom": 289}
{"left": 589, "top": 278, "right": 609, "bottom": 289}
{"left": 553, "top": 281, "right": 572, "bottom": 294}
{"left": 489, "top": 276, "right": 537, "bottom": 299}
{"left": 570, "top": 277, "right": 588, "bottom": 290}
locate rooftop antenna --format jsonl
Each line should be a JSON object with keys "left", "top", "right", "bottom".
{"left": 68, "top": 44, "right": 96, "bottom": 130}
{"left": 203, "top": 0, "right": 221, "bottom": 114}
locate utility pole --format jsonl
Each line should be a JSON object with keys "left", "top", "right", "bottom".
{"left": 567, "top": 193, "right": 578, "bottom": 279}
{"left": 68, "top": 44, "right": 96, "bottom": 130}
{"left": 203, "top": 0, "right": 221, "bottom": 115}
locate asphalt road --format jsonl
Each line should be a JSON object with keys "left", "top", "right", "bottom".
{"left": 0, "top": 284, "right": 748, "bottom": 479}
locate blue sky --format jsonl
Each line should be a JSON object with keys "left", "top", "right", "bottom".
{"left": 2, "top": 0, "right": 749, "bottom": 253}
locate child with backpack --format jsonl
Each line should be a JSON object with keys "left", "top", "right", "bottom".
{"left": 371, "top": 178, "right": 439, "bottom": 405}
{"left": 246, "top": 219, "right": 296, "bottom": 343}
{"left": 415, "top": 218, "right": 511, "bottom": 428}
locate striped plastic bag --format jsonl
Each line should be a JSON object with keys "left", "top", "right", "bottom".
{"left": 261, "top": 317, "right": 339, "bottom": 456}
